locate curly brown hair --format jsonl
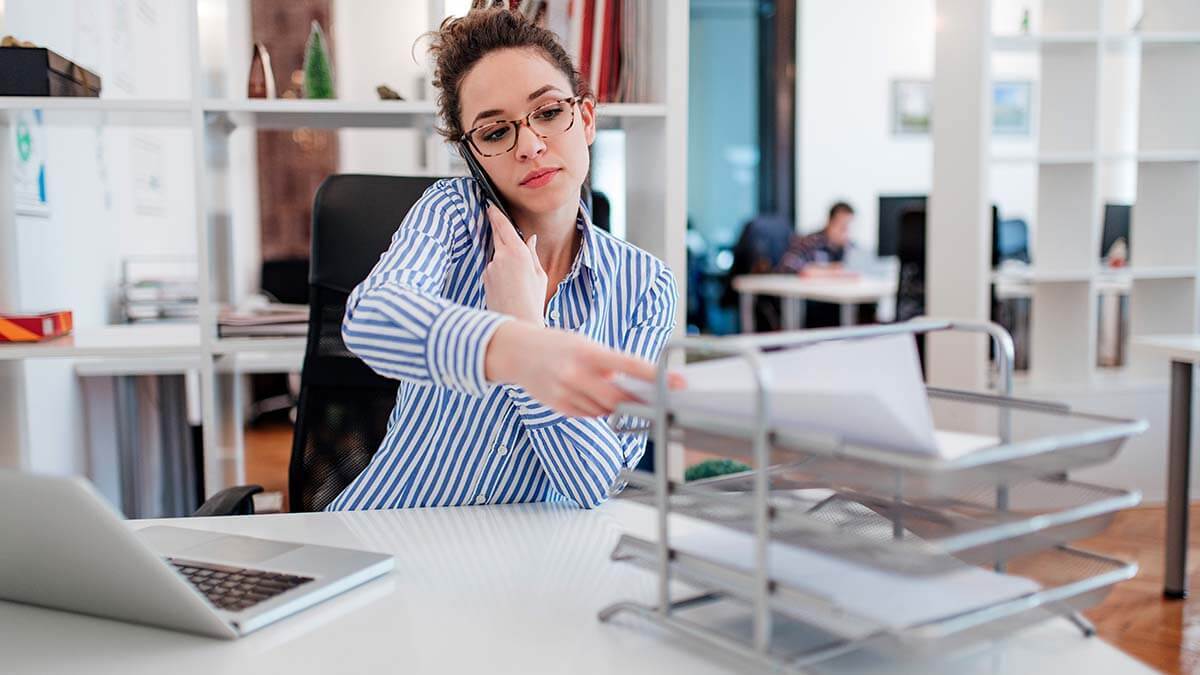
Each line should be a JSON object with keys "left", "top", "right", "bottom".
{"left": 424, "top": 4, "right": 591, "bottom": 142}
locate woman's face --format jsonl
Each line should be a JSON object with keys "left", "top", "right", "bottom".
{"left": 458, "top": 48, "right": 596, "bottom": 217}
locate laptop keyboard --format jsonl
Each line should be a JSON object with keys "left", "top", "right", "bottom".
{"left": 168, "top": 558, "right": 314, "bottom": 613}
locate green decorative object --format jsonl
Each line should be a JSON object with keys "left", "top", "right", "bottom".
{"left": 684, "top": 459, "right": 751, "bottom": 482}
{"left": 302, "top": 20, "right": 335, "bottom": 99}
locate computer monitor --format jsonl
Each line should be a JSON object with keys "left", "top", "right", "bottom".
{"left": 877, "top": 195, "right": 927, "bottom": 257}
{"left": 1101, "top": 203, "right": 1131, "bottom": 260}
{"left": 880, "top": 196, "right": 1012, "bottom": 265}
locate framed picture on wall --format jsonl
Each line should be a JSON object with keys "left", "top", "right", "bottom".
{"left": 891, "top": 80, "right": 932, "bottom": 135}
{"left": 993, "top": 80, "right": 1033, "bottom": 135}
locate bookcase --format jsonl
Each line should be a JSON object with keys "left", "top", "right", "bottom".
{"left": 0, "top": 0, "right": 688, "bottom": 500}
{"left": 990, "top": 0, "right": 1200, "bottom": 387}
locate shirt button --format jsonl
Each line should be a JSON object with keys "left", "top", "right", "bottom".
{"left": 549, "top": 309, "right": 560, "bottom": 322}
{"left": 475, "top": 494, "right": 487, "bottom": 505}
{"left": 496, "top": 445, "right": 509, "bottom": 457}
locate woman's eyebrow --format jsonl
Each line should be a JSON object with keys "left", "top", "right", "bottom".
{"left": 526, "top": 84, "right": 564, "bottom": 101}
{"left": 470, "top": 85, "right": 568, "bottom": 126}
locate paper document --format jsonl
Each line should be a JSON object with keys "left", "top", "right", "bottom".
{"left": 670, "top": 524, "right": 1041, "bottom": 636}
{"left": 620, "top": 335, "right": 997, "bottom": 459}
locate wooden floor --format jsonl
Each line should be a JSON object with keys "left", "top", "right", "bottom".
{"left": 245, "top": 422, "right": 1197, "bottom": 673}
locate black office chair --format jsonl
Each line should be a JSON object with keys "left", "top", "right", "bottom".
{"left": 195, "top": 175, "right": 443, "bottom": 516}
{"left": 724, "top": 213, "right": 794, "bottom": 331}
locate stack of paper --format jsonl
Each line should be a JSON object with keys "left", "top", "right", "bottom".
{"left": 668, "top": 522, "right": 1042, "bottom": 636}
{"left": 619, "top": 335, "right": 997, "bottom": 460}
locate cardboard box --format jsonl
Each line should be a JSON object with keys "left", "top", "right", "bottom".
{"left": 0, "top": 310, "right": 74, "bottom": 342}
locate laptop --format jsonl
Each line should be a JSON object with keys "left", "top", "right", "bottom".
{"left": 0, "top": 470, "right": 394, "bottom": 639}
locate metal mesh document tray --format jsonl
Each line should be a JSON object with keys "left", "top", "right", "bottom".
{"left": 617, "top": 469, "right": 1140, "bottom": 574}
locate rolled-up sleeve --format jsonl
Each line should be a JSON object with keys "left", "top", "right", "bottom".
{"left": 342, "top": 182, "right": 512, "bottom": 398}
{"left": 504, "top": 264, "right": 677, "bottom": 508}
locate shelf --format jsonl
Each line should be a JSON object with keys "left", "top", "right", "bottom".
{"left": 1133, "top": 151, "right": 1200, "bottom": 163}
{"left": 210, "top": 336, "right": 307, "bottom": 355}
{"left": 0, "top": 97, "right": 191, "bottom": 126}
{"left": 0, "top": 97, "right": 666, "bottom": 131}
{"left": 992, "top": 151, "right": 1200, "bottom": 164}
{"left": 0, "top": 325, "right": 306, "bottom": 375}
{"left": 201, "top": 99, "right": 667, "bottom": 130}
{"left": 992, "top": 33, "right": 1200, "bottom": 51}
{"left": 1135, "top": 32, "right": 1200, "bottom": 45}
{"left": 214, "top": 348, "right": 304, "bottom": 374}
{"left": 992, "top": 267, "right": 1197, "bottom": 284}
{"left": 1124, "top": 266, "right": 1200, "bottom": 280}
{"left": 992, "top": 33, "right": 1101, "bottom": 50}
{"left": 0, "top": 324, "right": 200, "bottom": 361}
{"left": 992, "top": 268, "right": 1098, "bottom": 283}
{"left": 990, "top": 152, "right": 1095, "bottom": 164}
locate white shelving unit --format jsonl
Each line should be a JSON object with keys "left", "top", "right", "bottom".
{"left": 989, "top": 0, "right": 1200, "bottom": 387}
{"left": 0, "top": 1, "right": 689, "bottom": 498}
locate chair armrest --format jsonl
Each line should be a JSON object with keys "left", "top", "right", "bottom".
{"left": 192, "top": 485, "right": 264, "bottom": 517}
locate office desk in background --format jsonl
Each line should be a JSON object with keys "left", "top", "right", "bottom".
{"left": 0, "top": 324, "right": 304, "bottom": 515}
{"left": 732, "top": 274, "right": 898, "bottom": 331}
{"left": 1134, "top": 335, "right": 1200, "bottom": 600}
{"left": 0, "top": 500, "right": 1152, "bottom": 674}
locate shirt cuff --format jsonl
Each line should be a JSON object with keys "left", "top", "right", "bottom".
{"left": 503, "top": 385, "right": 565, "bottom": 429}
{"left": 426, "top": 304, "right": 512, "bottom": 397}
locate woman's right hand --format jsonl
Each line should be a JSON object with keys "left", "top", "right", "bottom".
{"left": 484, "top": 320, "right": 659, "bottom": 417}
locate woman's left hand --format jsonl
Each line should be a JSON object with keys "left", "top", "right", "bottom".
{"left": 483, "top": 203, "right": 547, "bottom": 324}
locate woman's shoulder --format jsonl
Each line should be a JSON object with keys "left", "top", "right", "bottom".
{"left": 401, "top": 176, "right": 487, "bottom": 236}
{"left": 588, "top": 226, "right": 675, "bottom": 288}
{"left": 421, "top": 176, "right": 485, "bottom": 217}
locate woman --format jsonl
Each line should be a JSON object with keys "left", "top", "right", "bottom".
{"left": 326, "top": 7, "right": 677, "bottom": 511}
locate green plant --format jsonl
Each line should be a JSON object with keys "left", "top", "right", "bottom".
{"left": 684, "top": 458, "right": 751, "bottom": 482}
{"left": 303, "top": 20, "right": 335, "bottom": 99}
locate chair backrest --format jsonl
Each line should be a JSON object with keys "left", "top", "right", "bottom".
{"left": 895, "top": 206, "right": 927, "bottom": 323}
{"left": 731, "top": 213, "right": 794, "bottom": 276}
{"left": 289, "top": 174, "right": 443, "bottom": 512}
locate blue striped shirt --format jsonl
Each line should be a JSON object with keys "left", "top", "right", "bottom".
{"left": 326, "top": 177, "right": 677, "bottom": 510}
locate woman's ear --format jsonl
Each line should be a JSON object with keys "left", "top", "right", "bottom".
{"left": 580, "top": 96, "right": 597, "bottom": 146}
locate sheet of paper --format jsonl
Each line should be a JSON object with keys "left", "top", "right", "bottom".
{"left": 621, "top": 334, "right": 954, "bottom": 456}
{"left": 671, "top": 524, "right": 1041, "bottom": 636}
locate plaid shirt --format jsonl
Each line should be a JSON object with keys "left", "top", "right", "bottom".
{"left": 776, "top": 230, "right": 850, "bottom": 273}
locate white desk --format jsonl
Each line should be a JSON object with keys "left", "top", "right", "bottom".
{"left": 0, "top": 501, "right": 1152, "bottom": 674}
{"left": 1134, "top": 335, "right": 1200, "bottom": 599}
{"left": 732, "top": 275, "right": 898, "bottom": 331}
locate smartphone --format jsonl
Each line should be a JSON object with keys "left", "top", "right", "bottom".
{"left": 458, "top": 141, "right": 522, "bottom": 239}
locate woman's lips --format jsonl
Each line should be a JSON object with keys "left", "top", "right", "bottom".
{"left": 520, "top": 168, "right": 560, "bottom": 188}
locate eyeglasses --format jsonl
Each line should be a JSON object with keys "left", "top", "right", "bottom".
{"left": 461, "top": 96, "right": 585, "bottom": 157}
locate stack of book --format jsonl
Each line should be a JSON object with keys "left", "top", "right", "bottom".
{"left": 120, "top": 257, "right": 200, "bottom": 324}
{"left": 516, "top": 0, "right": 651, "bottom": 103}
{"left": 122, "top": 279, "right": 200, "bottom": 323}
{"left": 217, "top": 303, "right": 309, "bottom": 338}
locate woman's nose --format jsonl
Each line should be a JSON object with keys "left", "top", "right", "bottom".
{"left": 514, "top": 124, "right": 547, "bottom": 161}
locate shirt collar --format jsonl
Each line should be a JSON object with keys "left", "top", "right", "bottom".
{"left": 568, "top": 200, "right": 599, "bottom": 283}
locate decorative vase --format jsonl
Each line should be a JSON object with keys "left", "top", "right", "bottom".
{"left": 302, "top": 20, "right": 335, "bottom": 99}
{"left": 247, "top": 42, "right": 276, "bottom": 99}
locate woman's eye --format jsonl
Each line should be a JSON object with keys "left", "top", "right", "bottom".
{"left": 533, "top": 107, "right": 563, "bottom": 121}
{"left": 482, "top": 126, "right": 510, "bottom": 142}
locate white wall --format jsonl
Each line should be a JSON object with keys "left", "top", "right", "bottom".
{"left": 3, "top": 0, "right": 196, "bottom": 475}
{"left": 333, "top": 0, "right": 431, "bottom": 176}
{"left": 800, "top": 0, "right": 1039, "bottom": 247}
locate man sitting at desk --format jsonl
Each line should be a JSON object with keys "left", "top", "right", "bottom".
{"left": 777, "top": 202, "right": 871, "bottom": 326}
{"left": 776, "top": 201, "right": 858, "bottom": 278}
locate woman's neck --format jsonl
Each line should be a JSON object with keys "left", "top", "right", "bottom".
{"left": 513, "top": 198, "right": 582, "bottom": 283}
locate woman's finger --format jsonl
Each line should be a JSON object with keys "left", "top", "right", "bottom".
{"left": 575, "top": 378, "right": 637, "bottom": 414}
{"left": 488, "top": 203, "right": 514, "bottom": 248}
{"left": 564, "top": 392, "right": 606, "bottom": 418}
{"left": 526, "top": 234, "right": 542, "bottom": 272}
{"left": 589, "top": 348, "right": 657, "bottom": 382}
